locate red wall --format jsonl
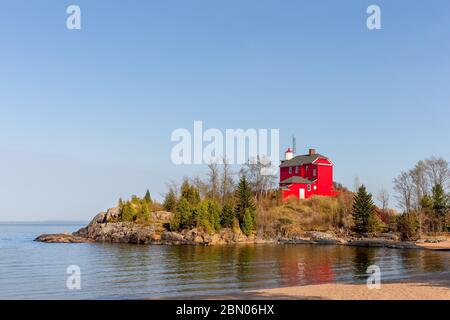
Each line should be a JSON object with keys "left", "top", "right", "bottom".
{"left": 316, "top": 165, "right": 333, "bottom": 196}
{"left": 280, "top": 157, "right": 334, "bottom": 199}
{"left": 280, "top": 164, "right": 318, "bottom": 182}
{"left": 282, "top": 181, "right": 318, "bottom": 200}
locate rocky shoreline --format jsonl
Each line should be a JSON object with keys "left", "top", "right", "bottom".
{"left": 35, "top": 208, "right": 265, "bottom": 246}
{"left": 35, "top": 208, "right": 448, "bottom": 250}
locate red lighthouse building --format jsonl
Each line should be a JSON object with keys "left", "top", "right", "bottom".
{"left": 280, "top": 148, "right": 334, "bottom": 200}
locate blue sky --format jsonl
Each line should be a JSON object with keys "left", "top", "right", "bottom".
{"left": 1, "top": 0, "right": 449, "bottom": 221}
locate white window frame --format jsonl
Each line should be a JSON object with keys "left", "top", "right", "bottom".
{"left": 295, "top": 166, "right": 298, "bottom": 174}
{"left": 289, "top": 167, "right": 292, "bottom": 174}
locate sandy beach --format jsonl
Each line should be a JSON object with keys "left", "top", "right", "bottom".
{"left": 248, "top": 272, "right": 450, "bottom": 300}
{"left": 416, "top": 241, "right": 450, "bottom": 251}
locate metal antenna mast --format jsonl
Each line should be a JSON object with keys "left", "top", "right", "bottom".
{"left": 292, "top": 135, "right": 296, "bottom": 155}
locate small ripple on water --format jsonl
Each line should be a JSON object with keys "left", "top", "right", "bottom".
{"left": 1, "top": 224, "right": 450, "bottom": 299}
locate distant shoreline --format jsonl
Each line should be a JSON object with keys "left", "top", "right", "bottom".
{"left": 0, "top": 221, "right": 88, "bottom": 225}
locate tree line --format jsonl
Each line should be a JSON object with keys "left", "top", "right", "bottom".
{"left": 350, "top": 156, "right": 449, "bottom": 240}
{"left": 117, "top": 190, "right": 156, "bottom": 223}
{"left": 114, "top": 155, "right": 448, "bottom": 241}
{"left": 393, "top": 156, "right": 449, "bottom": 236}
{"left": 163, "top": 174, "right": 256, "bottom": 236}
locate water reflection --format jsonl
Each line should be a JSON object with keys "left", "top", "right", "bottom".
{"left": 351, "top": 247, "right": 377, "bottom": 280}
{"left": 2, "top": 224, "right": 450, "bottom": 299}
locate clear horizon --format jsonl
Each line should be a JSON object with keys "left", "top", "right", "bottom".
{"left": 1, "top": 0, "right": 450, "bottom": 221}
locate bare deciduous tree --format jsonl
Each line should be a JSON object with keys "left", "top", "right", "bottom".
{"left": 354, "top": 176, "right": 361, "bottom": 193}
{"left": 245, "top": 156, "right": 277, "bottom": 200}
{"left": 192, "top": 175, "right": 208, "bottom": 199}
{"left": 207, "top": 161, "right": 220, "bottom": 201}
{"left": 376, "top": 188, "right": 390, "bottom": 212}
{"left": 166, "top": 180, "right": 180, "bottom": 198}
{"left": 393, "top": 171, "right": 414, "bottom": 213}
{"left": 424, "top": 156, "right": 449, "bottom": 190}
{"left": 220, "top": 157, "right": 234, "bottom": 205}
{"left": 410, "top": 160, "right": 429, "bottom": 209}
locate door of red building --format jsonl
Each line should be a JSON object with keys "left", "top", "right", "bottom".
{"left": 299, "top": 188, "right": 305, "bottom": 199}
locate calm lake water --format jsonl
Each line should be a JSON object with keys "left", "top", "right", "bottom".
{"left": 0, "top": 223, "right": 449, "bottom": 299}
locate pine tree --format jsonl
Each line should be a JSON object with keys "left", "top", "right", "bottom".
{"left": 351, "top": 185, "right": 375, "bottom": 234}
{"left": 207, "top": 200, "right": 221, "bottom": 231}
{"left": 131, "top": 195, "right": 140, "bottom": 205}
{"left": 432, "top": 184, "right": 448, "bottom": 231}
{"left": 144, "top": 189, "right": 152, "bottom": 203}
{"left": 194, "top": 200, "right": 212, "bottom": 233}
{"left": 163, "top": 189, "right": 177, "bottom": 212}
{"left": 121, "top": 201, "right": 136, "bottom": 222}
{"left": 180, "top": 180, "right": 200, "bottom": 206}
{"left": 169, "top": 214, "right": 180, "bottom": 231}
{"left": 174, "top": 197, "right": 193, "bottom": 229}
{"left": 221, "top": 203, "right": 235, "bottom": 228}
{"left": 234, "top": 176, "right": 256, "bottom": 224}
{"left": 420, "top": 194, "right": 434, "bottom": 210}
{"left": 241, "top": 208, "right": 254, "bottom": 236}
{"left": 140, "top": 202, "right": 151, "bottom": 222}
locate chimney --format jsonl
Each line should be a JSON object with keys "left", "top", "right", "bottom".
{"left": 309, "top": 148, "right": 316, "bottom": 156}
{"left": 285, "top": 148, "right": 293, "bottom": 160}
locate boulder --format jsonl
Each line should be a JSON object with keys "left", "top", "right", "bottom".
{"left": 35, "top": 234, "right": 92, "bottom": 243}
{"left": 152, "top": 211, "right": 173, "bottom": 221}
{"left": 161, "top": 231, "right": 186, "bottom": 243}
{"left": 304, "top": 231, "right": 341, "bottom": 244}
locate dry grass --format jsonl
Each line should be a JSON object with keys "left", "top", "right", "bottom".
{"left": 257, "top": 193, "right": 354, "bottom": 238}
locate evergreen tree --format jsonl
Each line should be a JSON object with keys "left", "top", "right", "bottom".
{"left": 189, "top": 186, "right": 201, "bottom": 206}
{"left": 420, "top": 194, "right": 433, "bottom": 210}
{"left": 234, "top": 176, "right": 256, "bottom": 224}
{"left": 140, "top": 202, "right": 151, "bottom": 222}
{"left": 397, "top": 212, "right": 420, "bottom": 241}
{"left": 169, "top": 214, "right": 180, "bottom": 231}
{"left": 207, "top": 200, "right": 221, "bottom": 231}
{"left": 174, "top": 197, "right": 193, "bottom": 229}
{"left": 241, "top": 208, "right": 254, "bottom": 236}
{"left": 163, "top": 189, "right": 177, "bottom": 212}
{"left": 144, "top": 189, "right": 152, "bottom": 203}
{"left": 131, "top": 195, "right": 141, "bottom": 205}
{"left": 121, "top": 202, "right": 136, "bottom": 222}
{"left": 351, "top": 185, "right": 376, "bottom": 234}
{"left": 180, "top": 180, "right": 200, "bottom": 206}
{"left": 221, "top": 203, "right": 235, "bottom": 228}
{"left": 194, "top": 200, "right": 212, "bottom": 233}
{"left": 432, "top": 184, "right": 448, "bottom": 231}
